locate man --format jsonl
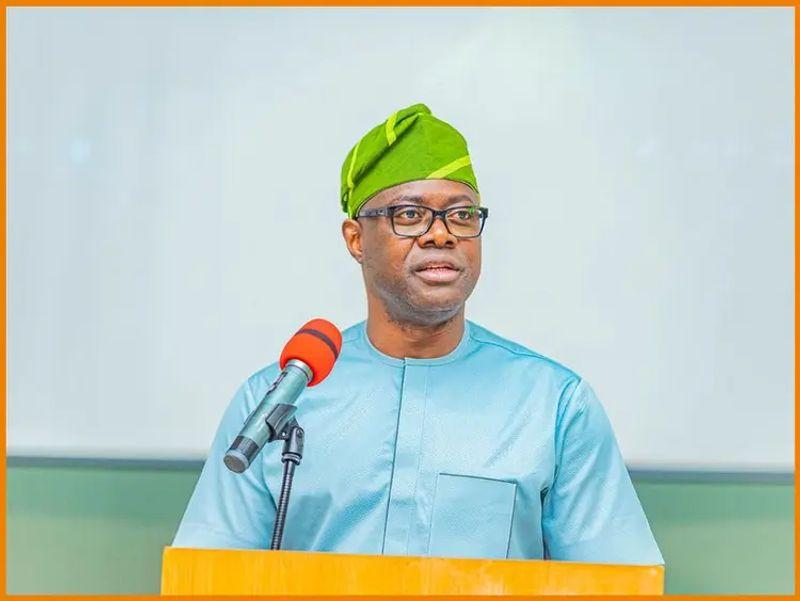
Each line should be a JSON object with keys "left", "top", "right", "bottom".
{"left": 173, "top": 103, "right": 664, "bottom": 565}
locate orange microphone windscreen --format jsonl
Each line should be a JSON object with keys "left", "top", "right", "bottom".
{"left": 279, "top": 319, "right": 342, "bottom": 386}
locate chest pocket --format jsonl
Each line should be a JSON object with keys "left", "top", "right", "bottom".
{"left": 426, "top": 472, "right": 517, "bottom": 559}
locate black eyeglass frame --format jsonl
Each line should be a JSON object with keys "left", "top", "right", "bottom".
{"left": 356, "top": 204, "right": 490, "bottom": 239}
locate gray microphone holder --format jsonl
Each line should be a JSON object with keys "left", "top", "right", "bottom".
{"left": 228, "top": 401, "right": 306, "bottom": 551}
{"left": 267, "top": 408, "right": 305, "bottom": 551}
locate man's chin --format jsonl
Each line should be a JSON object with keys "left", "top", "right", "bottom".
{"left": 407, "top": 293, "right": 465, "bottom": 318}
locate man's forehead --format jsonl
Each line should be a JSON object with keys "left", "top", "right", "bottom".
{"left": 363, "top": 180, "right": 479, "bottom": 209}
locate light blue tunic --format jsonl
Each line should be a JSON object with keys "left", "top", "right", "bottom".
{"left": 173, "top": 320, "right": 664, "bottom": 565}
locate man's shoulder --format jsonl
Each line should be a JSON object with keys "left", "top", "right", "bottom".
{"left": 341, "top": 320, "right": 364, "bottom": 344}
{"left": 241, "top": 319, "right": 582, "bottom": 389}
{"left": 338, "top": 318, "right": 581, "bottom": 381}
{"left": 467, "top": 320, "right": 581, "bottom": 381}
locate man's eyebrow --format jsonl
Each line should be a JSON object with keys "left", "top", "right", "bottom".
{"left": 446, "top": 194, "right": 478, "bottom": 206}
{"left": 387, "top": 194, "right": 477, "bottom": 206}
{"left": 388, "top": 195, "right": 425, "bottom": 205}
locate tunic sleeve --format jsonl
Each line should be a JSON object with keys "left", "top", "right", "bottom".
{"left": 171, "top": 378, "right": 277, "bottom": 549}
{"left": 541, "top": 379, "right": 664, "bottom": 565}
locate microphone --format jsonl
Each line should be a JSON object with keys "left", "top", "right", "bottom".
{"left": 223, "top": 319, "right": 342, "bottom": 474}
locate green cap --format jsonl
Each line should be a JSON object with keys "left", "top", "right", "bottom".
{"left": 340, "top": 103, "right": 479, "bottom": 218}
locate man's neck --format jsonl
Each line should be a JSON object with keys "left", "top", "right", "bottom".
{"left": 365, "top": 303, "right": 466, "bottom": 360}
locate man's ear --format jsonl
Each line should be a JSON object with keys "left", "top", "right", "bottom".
{"left": 341, "top": 218, "right": 364, "bottom": 264}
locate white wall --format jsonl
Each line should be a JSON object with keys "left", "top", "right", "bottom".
{"left": 8, "top": 7, "right": 794, "bottom": 470}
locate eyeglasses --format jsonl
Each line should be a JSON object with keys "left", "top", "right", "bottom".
{"left": 356, "top": 204, "right": 489, "bottom": 238}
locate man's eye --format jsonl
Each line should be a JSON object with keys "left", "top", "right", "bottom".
{"left": 398, "top": 208, "right": 422, "bottom": 219}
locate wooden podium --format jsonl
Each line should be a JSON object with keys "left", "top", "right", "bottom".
{"left": 161, "top": 547, "right": 664, "bottom": 595}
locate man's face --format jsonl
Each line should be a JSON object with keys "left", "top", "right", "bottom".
{"left": 342, "top": 179, "right": 482, "bottom": 326}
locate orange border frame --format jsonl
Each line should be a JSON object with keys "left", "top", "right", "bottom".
{"left": 0, "top": 2, "right": 796, "bottom": 600}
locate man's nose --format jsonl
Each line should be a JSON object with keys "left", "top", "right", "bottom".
{"left": 417, "top": 214, "right": 457, "bottom": 248}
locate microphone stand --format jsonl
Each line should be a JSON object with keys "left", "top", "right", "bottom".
{"left": 263, "top": 403, "right": 305, "bottom": 551}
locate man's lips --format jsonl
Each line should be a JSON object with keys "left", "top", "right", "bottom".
{"left": 413, "top": 263, "right": 462, "bottom": 284}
